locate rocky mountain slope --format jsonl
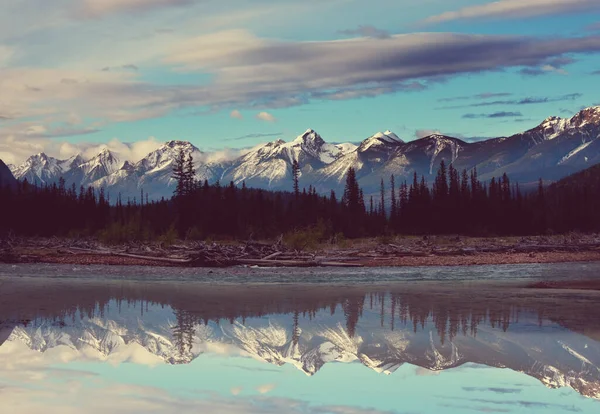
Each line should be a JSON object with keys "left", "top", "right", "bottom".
{"left": 8, "top": 106, "right": 600, "bottom": 201}
{"left": 0, "top": 159, "right": 17, "bottom": 189}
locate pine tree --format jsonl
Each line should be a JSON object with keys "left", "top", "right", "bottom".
{"left": 380, "top": 178, "right": 386, "bottom": 217}
{"left": 292, "top": 159, "right": 300, "bottom": 198}
{"left": 172, "top": 149, "right": 187, "bottom": 198}
{"left": 185, "top": 153, "right": 195, "bottom": 195}
{"left": 390, "top": 175, "right": 397, "bottom": 224}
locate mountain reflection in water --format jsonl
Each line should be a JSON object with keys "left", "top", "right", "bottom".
{"left": 1, "top": 274, "right": 600, "bottom": 406}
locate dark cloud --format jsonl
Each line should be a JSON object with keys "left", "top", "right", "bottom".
{"left": 463, "top": 111, "right": 522, "bottom": 119}
{"left": 338, "top": 25, "right": 391, "bottom": 39}
{"left": 592, "top": 69, "right": 600, "bottom": 75}
{"left": 439, "top": 403, "right": 510, "bottom": 413}
{"left": 441, "top": 397, "right": 582, "bottom": 412}
{"left": 121, "top": 64, "right": 139, "bottom": 71}
{"left": 166, "top": 31, "right": 600, "bottom": 110}
{"left": 439, "top": 92, "right": 513, "bottom": 102}
{"left": 560, "top": 108, "right": 574, "bottom": 114}
{"left": 462, "top": 387, "right": 522, "bottom": 394}
{"left": 438, "top": 93, "right": 582, "bottom": 109}
{"left": 223, "top": 132, "right": 283, "bottom": 142}
{"left": 60, "top": 78, "right": 79, "bottom": 84}
{"left": 519, "top": 67, "right": 548, "bottom": 76}
{"left": 519, "top": 57, "right": 575, "bottom": 76}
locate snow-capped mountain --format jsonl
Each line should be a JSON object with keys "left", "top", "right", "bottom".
{"left": 62, "top": 148, "right": 123, "bottom": 187}
{"left": 11, "top": 153, "right": 84, "bottom": 186}
{"left": 219, "top": 129, "right": 354, "bottom": 189}
{"left": 7, "top": 105, "right": 600, "bottom": 200}
{"left": 4, "top": 303, "right": 600, "bottom": 399}
{"left": 311, "top": 131, "right": 405, "bottom": 187}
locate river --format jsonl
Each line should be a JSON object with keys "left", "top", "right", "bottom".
{"left": 1, "top": 262, "right": 599, "bottom": 413}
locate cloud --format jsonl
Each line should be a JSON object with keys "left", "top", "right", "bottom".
{"left": 587, "top": 22, "right": 600, "bottom": 32}
{"left": 256, "top": 384, "right": 276, "bottom": 394}
{"left": 438, "top": 395, "right": 583, "bottom": 413}
{"left": 462, "top": 111, "right": 523, "bottom": 119}
{"left": 338, "top": 25, "right": 391, "bottom": 39}
{"left": 0, "top": 132, "right": 163, "bottom": 165}
{"left": 438, "top": 93, "right": 513, "bottom": 102}
{"left": 256, "top": 112, "right": 276, "bottom": 122}
{"left": 592, "top": 69, "right": 600, "bottom": 75}
{"left": 415, "top": 129, "right": 441, "bottom": 139}
{"left": 0, "top": 45, "right": 14, "bottom": 67}
{"left": 438, "top": 93, "right": 582, "bottom": 109}
{"left": 81, "top": 0, "right": 196, "bottom": 18}
{"left": 423, "top": 0, "right": 600, "bottom": 24}
{"left": 100, "top": 64, "right": 140, "bottom": 72}
{"left": 462, "top": 387, "right": 522, "bottom": 394}
{"left": 230, "top": 110, "right": 243, "bottom": 120}
{"left": 164, "top": 30, "right": 600, "bottom": 111}
{"left": 519, "top": 57, "right": 575, "bottom": 76}
{"left": 223, "top": 132, "right": 283, "bottom": 142}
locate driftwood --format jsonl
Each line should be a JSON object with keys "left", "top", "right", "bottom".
{"left": 3, "top": 234, "right": 600, "bottom": 268}
{"left": 56, "top": 242, "right": 365, "bottom": 268}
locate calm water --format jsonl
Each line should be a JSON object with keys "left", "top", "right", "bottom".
{"left": 1, "top": 263, "right": 600, "bottom": 413}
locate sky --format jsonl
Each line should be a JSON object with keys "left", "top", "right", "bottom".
{"left": 1, "top": 0, "right": 600, "bottom": 164}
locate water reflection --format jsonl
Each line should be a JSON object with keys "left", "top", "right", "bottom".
{"left": 1, "top": 277, "right": 600, "bottom": 407}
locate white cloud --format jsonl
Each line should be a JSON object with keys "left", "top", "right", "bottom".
{"left": 0, "top": 45, "right": 13, "bottom": 67}
{"left": 81, "top": 0, "right": 196, "bottom": 18}
{"left": 230, "top": 109, "right": 243, "bottom": 120}
{"left": 256, "top": 383, "right": 276, "bottom": 394}
{"left": 415, "top": 129, "right": 441, "bottom": 139}
{"left": 256, "top": 112, "right": 276, "bottom": 122}
{"left": 423, "top": 0, "right": 600, "bottom": 24}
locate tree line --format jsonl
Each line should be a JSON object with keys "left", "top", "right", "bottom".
{"left": 1, "top": 150, "right": 599, "bottom": 241}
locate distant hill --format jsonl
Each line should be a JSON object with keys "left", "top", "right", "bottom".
{"left": 549, "top": 162, "right": 600, "bottom": 192}
{"left": 0, "top": 159, "right": 17, "bottom": 189}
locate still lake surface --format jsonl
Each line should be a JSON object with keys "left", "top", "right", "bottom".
{"left": 1, "top": 262, "right": 600, "bottom": 413}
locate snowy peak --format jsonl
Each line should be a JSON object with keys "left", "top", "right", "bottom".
{"left": 136, "top": 141, "right": 202, "bottom": 174}
{"left": 534, "top": 106, "right": 600, "bottom": 140}
{"left": 12, "top": 153, "right": 67, "bottom": 185}
{"left": 74, "top": 148, "right": 124, "bottom": 183}
{"left": 358, "top": 130, "right": 403, "bottom": 152}
{"left": 293, "top": 129, "right": 325, "bottom": 146}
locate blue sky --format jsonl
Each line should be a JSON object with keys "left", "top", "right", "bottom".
{"left": 1, "top": 0, "right": 600, "bottom": 163}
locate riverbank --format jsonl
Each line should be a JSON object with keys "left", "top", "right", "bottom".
{"left": 2, "top": 234, "right": 600, "bottom": 268}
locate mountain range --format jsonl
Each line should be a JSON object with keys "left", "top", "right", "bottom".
{"left": 5, "top": 106, "right": 600, "bottom": 201}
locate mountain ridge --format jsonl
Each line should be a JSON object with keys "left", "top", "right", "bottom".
{"left": 9, "top": 106, "right": 600, "bottom": 201}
